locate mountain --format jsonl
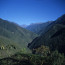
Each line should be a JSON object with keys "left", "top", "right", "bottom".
{"left": 28, "top": 14, "right": 65, "bottom": 54}
{"left": 26, "top": 21, "right": 52, "bottom": 35}
{"left": 0, "top": 18, "right": 38, "bottom": 58}
{"left": 21, "top": 24, "right": 28, "bottom": 28}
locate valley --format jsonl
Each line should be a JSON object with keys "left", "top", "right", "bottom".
{"left": 0, "top": 14, "right": 65, "bottom": 65}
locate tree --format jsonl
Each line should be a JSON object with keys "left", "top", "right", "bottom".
{"left": 33, "top": 45, "right": 50, "bottom": 56}
{"left": 49, "top": 50, "right": 65, "bottom": 65}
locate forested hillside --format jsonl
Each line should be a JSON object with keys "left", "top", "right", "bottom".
{"left": 28, "top": 14, "right": 65, "bottom": 55}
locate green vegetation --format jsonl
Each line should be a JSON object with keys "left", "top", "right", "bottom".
{"left": 28, "top": 14, "right": 65, "bottom": 55}
{"left": 27, "top": 14, "right": 65, "bottom": 65}
{"left": 0, "top": 18, "right": 38, "bottom": 58}
{"left": 32, "top": 45, "right": 50, "bottom": 56}
{"left": 0, "top": 15, "right": 65, "bottom": 65}
{"left": 0, "top": 51, "right": 65, "bottom": 65}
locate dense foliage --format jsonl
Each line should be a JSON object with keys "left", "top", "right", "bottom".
{"left": 32, "top": 45, "right": 50, "bottom": 56}
{"left": 0, "top": 51, "right": 65, "bottom": 65}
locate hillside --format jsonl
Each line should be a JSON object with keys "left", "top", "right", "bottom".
{"left": 0, "top": 18, "right": 38, "bottom": 58}
{"left": 0, "top": 15, "right": 65, "bottom": 65}
{"left": 28, "top": 14, "right": 65, "bottom": 54}
{"left": 26, "top": 21, "right": 52, "bottom": 35}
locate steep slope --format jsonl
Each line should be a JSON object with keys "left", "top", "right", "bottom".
{"left": 28, "top": 14, "right": 65, "bottom": 54}
{"left": 26, "top": 21, "right": 52, "bottom": 35}
{"left": 0, "top": 18, "right": 38, "bottom": 58}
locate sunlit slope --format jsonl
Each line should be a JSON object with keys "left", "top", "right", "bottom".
{"left": 0, "top": 18, "right": 38, "bottom": 58}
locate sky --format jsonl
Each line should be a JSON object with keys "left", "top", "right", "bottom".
{"left": 0, "top": 0, "right": 65, "bottom": 25}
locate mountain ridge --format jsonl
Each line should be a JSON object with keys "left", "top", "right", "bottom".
{"left": 26, "top": 21, "right": 53, "bottom": 35}
{"left": 28, "top": 14, "right": 65, "bottom": 54}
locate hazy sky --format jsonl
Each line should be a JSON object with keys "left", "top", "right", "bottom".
{"left": 0, "top": 0, "right": 65, "bottom": 25}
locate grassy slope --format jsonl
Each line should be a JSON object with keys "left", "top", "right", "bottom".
{"left": 0, "top": 18, "right": 38, "bottom": 58}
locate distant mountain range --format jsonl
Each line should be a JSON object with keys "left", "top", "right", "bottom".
{"left": 26, "top": 21, "right": 53, "bottom": 35}
{"left": 28, "top": 14, "right": 65, "bottom": 54}
{"left": 0, "top": 18, "right": 38, "bottom": 58}
{"left": 21, "top": 24, "right": 28, "bottom": 28}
